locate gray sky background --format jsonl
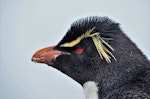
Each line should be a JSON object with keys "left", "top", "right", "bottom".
{"left": 0, "top": 0, "right": 150, "bottom": 99}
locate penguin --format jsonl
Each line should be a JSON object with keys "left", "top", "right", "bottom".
{"left": 32, "top": 16, "right": 150, "bottom": 99}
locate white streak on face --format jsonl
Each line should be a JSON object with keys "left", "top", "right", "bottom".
{"left": 83, "top": 81, "right": 99, "bottom": 99}
{"left": 53, "top": 52, "right": 71, "bottom": 61}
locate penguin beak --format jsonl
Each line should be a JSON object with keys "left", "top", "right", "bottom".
{"left": 32, "top": 46, "right": 62, "bottom": 63}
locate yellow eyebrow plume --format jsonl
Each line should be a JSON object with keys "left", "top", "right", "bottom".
{"left": 60, "top": 27, "right": 116, "bottom": 63}
{"left": 60, "top": 34, "right": 84, "bottom": 47}
{"left": 60, "top": 27, "right": 96, "bottom": 47}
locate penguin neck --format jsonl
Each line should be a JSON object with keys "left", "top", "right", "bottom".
{"left": 89, "top": 61, "right": 149, "bottom": 98}
{"left": 83, "top": 81, "right": 99, "bottom": 99}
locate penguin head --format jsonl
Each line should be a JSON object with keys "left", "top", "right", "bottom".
{"left": 32, "top": 16, "right": 119, "bottom": 84}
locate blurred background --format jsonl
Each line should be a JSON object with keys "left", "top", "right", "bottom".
{"left": 0, "top": 0, "right": 150, "bottom": 99}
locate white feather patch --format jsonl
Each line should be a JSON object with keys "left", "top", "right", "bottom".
{"left": 83, "top": 81, "right": 99, "bottom": 99}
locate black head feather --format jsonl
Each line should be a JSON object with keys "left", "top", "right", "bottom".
{"left": 57, "top": 16, "right": 119, "bottom": 47}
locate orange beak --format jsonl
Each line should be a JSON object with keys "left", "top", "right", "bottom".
{"left": 32, "top": 46, "right": 62, "bottom": 63}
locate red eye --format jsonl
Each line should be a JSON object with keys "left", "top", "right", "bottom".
{"left": 76, "top": 48, "right": 83, "bottom": 54}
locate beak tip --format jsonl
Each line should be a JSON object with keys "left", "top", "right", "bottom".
{"left": 31, "top": 57, "right": 43, "bottom": 63}
{"left": 31, "top": 58, "right": 33, "bottom": 62}
{"left": 31, "top": 57, "right": 36, "bottom": 62}
{"left": 31, "top": 57, "right": 37, "bottom": 63}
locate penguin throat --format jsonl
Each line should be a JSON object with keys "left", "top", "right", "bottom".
{"left": 83, "top": 81, "right": 99, "bottom": 99}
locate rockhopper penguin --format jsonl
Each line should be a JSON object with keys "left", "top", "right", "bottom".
{"left": 32, "top": 16, "right": 150, "bottom": 99}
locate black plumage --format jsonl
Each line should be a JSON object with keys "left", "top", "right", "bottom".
{"left": 32, "top": 16, "right": 150, "bottom": 99}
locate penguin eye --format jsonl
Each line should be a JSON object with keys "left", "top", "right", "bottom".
{"left": 76, "top": 48, "right": 83, "bottom": 54}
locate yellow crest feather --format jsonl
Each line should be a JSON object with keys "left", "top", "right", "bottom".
{"left": 60, "top": 27, "right": 116, "bottom": 63}
{"left": 60, "top": 27, "right": 96, "bottom": 47}
{"left": 60, "top": 35, "right": 83, "bottom": 47}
